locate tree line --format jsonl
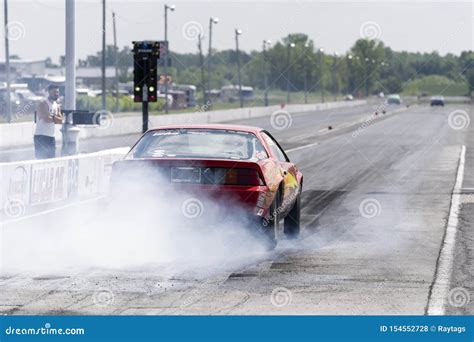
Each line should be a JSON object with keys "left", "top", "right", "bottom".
{"left": 75, "top": 34, "right": 473, "bottom": 98}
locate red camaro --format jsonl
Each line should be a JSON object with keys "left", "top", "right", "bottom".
{"left": 111, "top": 124, "right": 303, "bottom": 249}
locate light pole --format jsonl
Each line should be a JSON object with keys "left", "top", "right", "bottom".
{"left": 319, "top": 47, "right": 325, "bottom": 103}
{"left": 286, "top": 42, "right": 295, "bottom": 104}
{"left": 347, "top": 54, "right": 353, "bottom": 96}
{"left": 303, "top": 42, "right": 310, "bottom": 104}
{"left": 101, "top": 0, "right": 106, "bottom": 110}
{"left": 63, "top": 0, "right": 78, "bottom": 156}
{"left": 112, "top": 11, "right": 119, "bottom": 112}
{"left": 207, "top": 17, "right": 219, "bottom": 107}
{"left": 332, "top": 52, "right": 338, "bottom": 101}
{"left": 364, "top": 57, "right": 369, "bottom": 97}
{"left": 164, "top": 4, "right": 175, "bottom": 114}
{"left": 262, "top": 39, "right": 271, "bottom": 106}
{"left": 197, "top": 34, "right": 206, "bottom": 107}
{"left": 3, "top": 0, "right": 11, "bottom": 122}
{"left": 235, "top": 29, "right": 243, "bottom": 108}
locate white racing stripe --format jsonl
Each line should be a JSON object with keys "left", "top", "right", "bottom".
{"left": 426, "top": 145, "right": 466, "bottom": 315}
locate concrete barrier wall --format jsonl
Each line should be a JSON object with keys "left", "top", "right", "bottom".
{"left": 0, "top": 147, "right": 128, "bottom": 219}
{"left": 0, "top": 100, "right": 366, "bottom": 148}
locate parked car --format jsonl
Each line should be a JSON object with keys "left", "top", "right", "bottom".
{"left": 344, "top": 94, "right": 354, "bottom": 101}
{"left": 386, "top": 94, "right": 401, "bottom": 105}
{"left": 430, "top": 95, "right": 445, "bottom": 106}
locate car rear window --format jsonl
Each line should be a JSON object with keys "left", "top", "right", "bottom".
{"left": 128, "top": 129, "right": 268, "bottom": 160}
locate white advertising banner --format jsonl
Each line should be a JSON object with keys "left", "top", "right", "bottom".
{"left": 0, "top": 164, "right": 31, "bottom": 217}
{"left": 30, "top": 161, "right": 69, "bottom": 206}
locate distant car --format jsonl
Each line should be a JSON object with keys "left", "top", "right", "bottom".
{"left": 386, "top": 94, "right": 401, "bottom": 105}
{"left": 430, "top": 96, "right": 445, "bottom": 106}
{"left": 344, "top": 94, "right": 354, "bottom": 101}
{"left": 111, "top": 124, "right": 304, "bottom": 249}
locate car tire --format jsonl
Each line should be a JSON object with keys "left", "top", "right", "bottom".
{"left": 258, "top": 190, "right": 280, "bottom": 250}
{"left": 284, "top": 190, "right": 301, "bottom": 239}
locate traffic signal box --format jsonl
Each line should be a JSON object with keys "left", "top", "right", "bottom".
{"left": 133, "top": 41, "right": 160, "bottom": 102}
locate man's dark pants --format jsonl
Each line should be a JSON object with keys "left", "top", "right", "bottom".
{"left": 34, "top": 135, "right": 56, "bottom": 159}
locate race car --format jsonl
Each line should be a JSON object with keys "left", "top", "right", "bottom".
{"left": 111, "top": 124, "right": 303, "bottom": 249}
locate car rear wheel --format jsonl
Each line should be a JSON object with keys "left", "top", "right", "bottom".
{"left": 284, "top": 191, "right": 301, "bottom": 239}
{"left": 258, "top": 190, "right": 281, "bottom": 250}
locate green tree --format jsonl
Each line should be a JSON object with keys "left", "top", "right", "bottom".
{"left": 350, "top": 39, "right": 386, "bottom": 96}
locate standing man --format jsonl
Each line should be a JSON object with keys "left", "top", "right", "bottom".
{"left": 34, "top": 84, "right": 63, "bottom": 159}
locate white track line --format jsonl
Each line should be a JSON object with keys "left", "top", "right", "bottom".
{"left": 286, "top": 142, "right": 319, "bottom": 153}
{"left": 427, "top": 145, "right": 466, "bottom": 315}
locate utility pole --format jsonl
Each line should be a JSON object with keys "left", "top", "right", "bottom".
{"left": 207, "top": 17, "right": 218, "bottom": 109}
{"left": 262, "top": 40, "right": 271, "bottom": 107}
{"left": 164, "top": 4, "right": 175, "bottom": 114}
{"left": 63, "top": 0, "right": 79, "bottom": 156}
{"left": 112, "top": 11, "right": 119, "bottom": 112}
{"left": 286, "top": 42, "right": 295, "bottom": 104}
{"left": 347, "top": 54, "right": 353, "bottom": 95}
{"left": 235, "top": 29, "right": 243, "bottom": 108}
{"left": 303, "top": 43, "right": 310, "bottom": 104}
{"left": 364, "top": 57, "right": 369, "bottom": 97}
{"left": 319, "top": 48, "right": 325, "bottom": 103}
{"left": 198, "top": 34, "right": 206, "bottom": 107}
{"left": 332, "top": 52, "right": 338, "bottom": 101}
{"left": 101, "top": 0, "right": 106, "bottom": 110}
{"left": 3, "top": 0, "right": 12, "bottom": 122}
